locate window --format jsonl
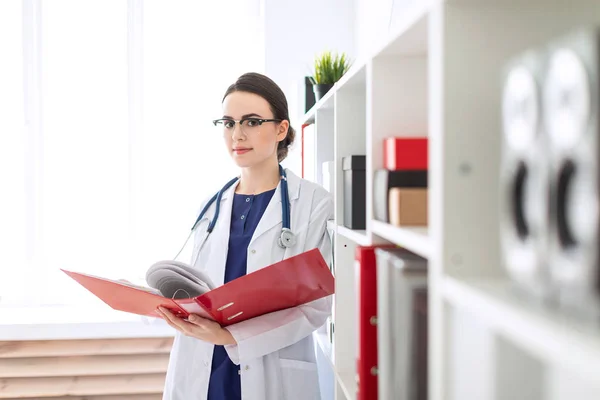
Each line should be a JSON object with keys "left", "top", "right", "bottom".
{"left": 0, "top": 0, "right": 263, "bottom": 308}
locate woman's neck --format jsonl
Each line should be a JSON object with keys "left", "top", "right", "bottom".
{"left": 235, "top": 158, "right": 281, "bottom": 195}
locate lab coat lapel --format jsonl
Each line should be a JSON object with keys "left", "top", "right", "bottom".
{"left": 249, "top": 169, "right": 300, "bottom": 249}
{"left": 209, "top": 181, "right": 237, "bottom": 288}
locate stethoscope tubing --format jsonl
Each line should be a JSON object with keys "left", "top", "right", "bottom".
{"left": 177, "top": 165, "right": 294, "bottom": 263}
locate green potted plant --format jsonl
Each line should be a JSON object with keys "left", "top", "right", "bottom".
{"left": 309, "top": 51, "right": 352, "bottom": 101}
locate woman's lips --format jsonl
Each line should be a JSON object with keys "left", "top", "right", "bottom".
{"left": 233, "top": 148, "right": 252, "bottom": 155}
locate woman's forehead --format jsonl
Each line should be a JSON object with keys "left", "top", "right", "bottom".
{"left": 222, "top": 91, "right": 271, "bottom": 117}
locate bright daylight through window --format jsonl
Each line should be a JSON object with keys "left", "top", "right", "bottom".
{"left": 0, "top": 0, "right": 263, "bottom": 311}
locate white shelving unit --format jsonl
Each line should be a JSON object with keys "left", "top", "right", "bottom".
{"left": 298, "top": 1, "right": 600, "bottom": 400}
{"left": 442, "top": 276, "right": 600, "bottom": 384}
{"left": 335, "top": 224, "right": 370, "bottom": 247}
{"left": 371, "top": 220, "right": 431, "bottom": 259}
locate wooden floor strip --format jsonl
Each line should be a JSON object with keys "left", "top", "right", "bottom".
{"left": 0, "top": 353, "right": 170, "bottom": 378}
{"left": 0, "top": 374, "right": 166, "bottom": 398}
{"left": 0, "top": 338, "right": 173, "bottom": 359}
{"left": 2, "top": 395, "right": 163, "bottom": 400}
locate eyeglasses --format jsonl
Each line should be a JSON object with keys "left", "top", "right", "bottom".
{"left": 212, "top": 117, "right": 282, "bottom": 135}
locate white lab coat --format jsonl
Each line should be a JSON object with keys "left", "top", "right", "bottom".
{"left": 162, "top": 168, "right": 334, "bottom": 400}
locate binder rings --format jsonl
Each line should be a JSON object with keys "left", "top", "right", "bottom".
{"left": 62, "top": 248, "right": 334, "bottom": 327}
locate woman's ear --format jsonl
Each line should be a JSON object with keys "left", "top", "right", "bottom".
{"left": 276, "top": 120, "right": 289, "bottom": 142}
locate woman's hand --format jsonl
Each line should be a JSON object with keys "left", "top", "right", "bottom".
{"left": 156, "top": 306, "right": 237, "bottom": 346}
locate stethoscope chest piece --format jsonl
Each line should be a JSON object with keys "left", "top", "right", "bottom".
{"left": 278, "top": 228, "right": 296, "bottom": 249}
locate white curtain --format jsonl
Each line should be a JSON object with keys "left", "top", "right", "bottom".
{"left": 0, "top": 0, "right": 263, "bottom": 307}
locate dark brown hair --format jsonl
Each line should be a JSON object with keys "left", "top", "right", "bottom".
{"left": 223, "top": 72, "right": 295, "bottom": 162}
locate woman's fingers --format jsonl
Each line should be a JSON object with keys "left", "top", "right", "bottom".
{"left": 158, "top": 307, "right": 208, "bottom": 338}
{"left": 158, "top": 312, "right": 179, "bottom": 331}
{"left": 187, "top": 314, "right": 210, "bottom": 328}
{"left": 155, "top": 308, "right": 226, "bottom": 344}
{"left": 158, "top": 307, "right": 190, "bottom": 332}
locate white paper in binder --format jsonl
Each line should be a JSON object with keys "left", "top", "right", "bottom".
{"left": 376, "top": 248, "right": 428, "bottom": 400}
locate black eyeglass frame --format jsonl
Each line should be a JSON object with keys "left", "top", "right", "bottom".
{"left": 212, "top": 117, "right": 283, "bottom": 128}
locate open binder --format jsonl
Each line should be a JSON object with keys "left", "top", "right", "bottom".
{"left": 61, "top": 248, "right": 334, "bottom": 327}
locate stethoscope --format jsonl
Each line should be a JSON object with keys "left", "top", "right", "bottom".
{"left": 174, "top": 164, "right": 295, "bottom": 262}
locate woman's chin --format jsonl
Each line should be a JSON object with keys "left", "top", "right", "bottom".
{"left": 231, "top": 155, "right": 255, "bottom": 168}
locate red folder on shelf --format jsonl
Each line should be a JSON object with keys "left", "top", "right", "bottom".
{"left": 355, "top": 245, "right": 395, "bottom": 400}
{"left": 62, "top": 248, "right": 334, "bottom": 327}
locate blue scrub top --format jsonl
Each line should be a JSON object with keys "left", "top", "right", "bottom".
{"left": 207, "top": 188, "right": 276, "bottom": 400}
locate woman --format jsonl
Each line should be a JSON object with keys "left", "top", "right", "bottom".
{"left": 156, "top": 72, "right": 334, "bottom": 400}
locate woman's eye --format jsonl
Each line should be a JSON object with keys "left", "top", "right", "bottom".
{"left": 246, "top": 119, "right": 260, "bottom": 127}
{"left": 224, "top": 120, "right": 235, "bottom": 129}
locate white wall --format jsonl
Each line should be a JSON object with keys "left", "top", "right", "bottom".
{"left": 355, "top": 0, "right": 420, "bottom": 59}
{"left": 261, "top": 0, "right": 356, "bottom": 176}
{"left": 260, "top": 0, "right": 415, "bottom": 176}
{"left": 355, "top": 0, "right": 390, "bottom": 59}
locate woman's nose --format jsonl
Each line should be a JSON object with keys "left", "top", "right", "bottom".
{"left": 231, "top": 122, "right": 245, "bottom": 141}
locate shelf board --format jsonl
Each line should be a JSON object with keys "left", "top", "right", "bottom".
{"left": 443, "top": 276, "right": 600, "bottom": 383}
{"left": 370, "top": 220, "right": 431, "bottom": 258}
{"left": 300, "top": 83, "right": 336, "bottom": 125}
{"left": 336, "top": 225, "right": 371, "bottom": 246}
{"left": 335, "top": 62, "right": 366, "bottom": 90}
{"left": 336, "top": 368, "right": 357, "bottom": 400}
{"left": 300, "top": 59, "right": 367, "bottom": 126}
